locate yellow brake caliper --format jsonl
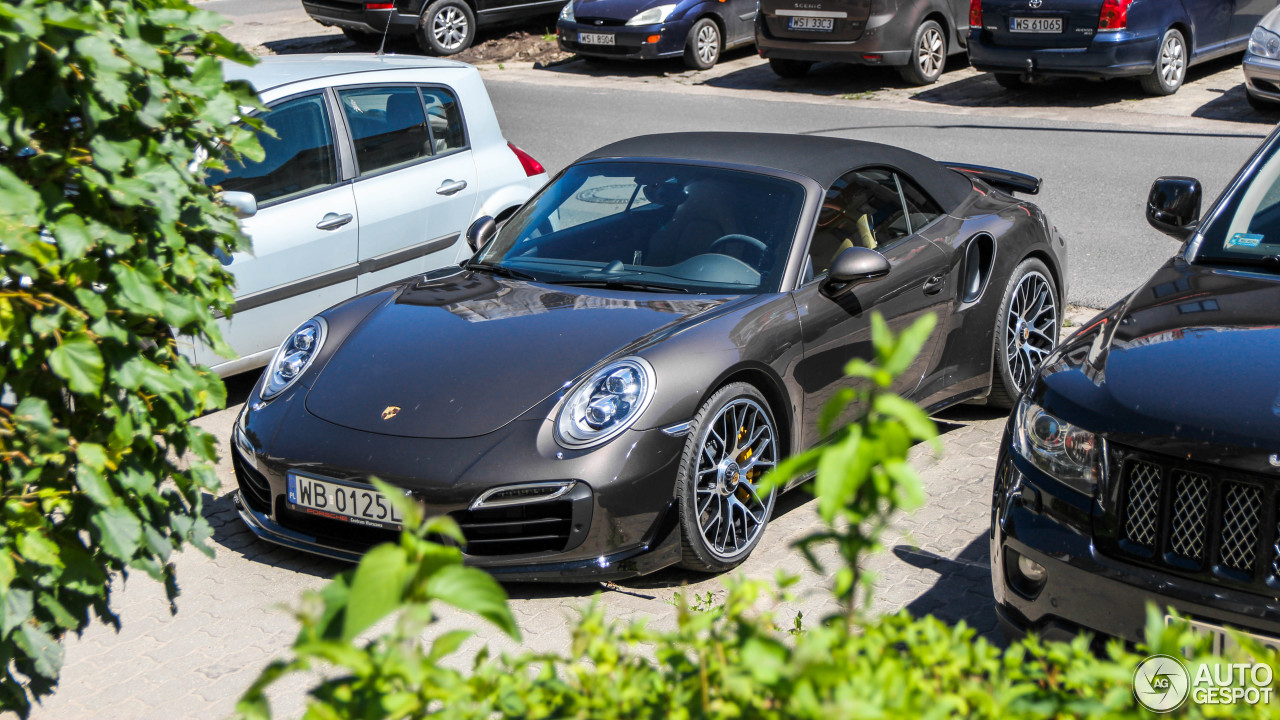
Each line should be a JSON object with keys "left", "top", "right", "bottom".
{"left": 735, "top": 425, "right": 753, "bottom": 504}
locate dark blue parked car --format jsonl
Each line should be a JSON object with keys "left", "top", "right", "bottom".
{"left": 969, "top": 0, "right": 1280, "bottom": 95}
{"left": 556, "top": 0, "right": 757, "bottom": 69}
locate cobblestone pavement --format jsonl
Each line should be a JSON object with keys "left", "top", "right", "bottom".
{"left": 31, "top": 307, "right": 1098, "bottom": 719}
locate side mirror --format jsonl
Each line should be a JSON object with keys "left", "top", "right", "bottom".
{"left": 1146, "top": 177, "right": 1201, "bottom": 241}
{"left": 820, "top": 246, "right": 891, "bottom": 299}
{"left": 219, "top": 190, "right": 258, "bottom": 219}
{"left": 466, "top": 215, "right": 497, "bottom": 253}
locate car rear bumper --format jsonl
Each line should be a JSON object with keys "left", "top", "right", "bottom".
{"left": 302, "top": 1, "right": 421, "bottom": 36}
{"left": 1244, "top": 54, "right": 1280, "bottom": 101}
{"left": 556, "top": 20, "right": 689, "bottom": 59}
{"left": 992, "top": 443, "right": 1280, "bottom": 645}
{"left": 754, "top": 16, "right": 911, "bottom": 66}
{"left": 968, "top": 29, "right": 1159, "bottom": 79}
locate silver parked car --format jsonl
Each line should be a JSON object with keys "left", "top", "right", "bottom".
{"left": 191, "top": 54, "right": 548, "bottom": 376}
{"left": 1245, "top": 6, "right": 1280, "bottom": 109}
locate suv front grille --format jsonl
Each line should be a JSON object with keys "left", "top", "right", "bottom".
{"left": 1112, "top": 447, "right": 1276, "bottom": 595}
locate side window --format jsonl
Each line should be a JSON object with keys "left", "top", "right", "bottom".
{"left": 338, "top": 86, "right": 432, "bottom": 175}
{"left": 807, "top": 167, "right": 909, "bottom": 276}
{"left": 206, "top": 93, "right": 337, "bottom": 204}
{"left": 420, "top": 88, "right": 467, "bottom": 154}
{"left": 897, "top": 174, "right": 944, "bottom": 232}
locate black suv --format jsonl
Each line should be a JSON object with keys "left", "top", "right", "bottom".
{"left": 303, "top": 0, "right": 565, "bottom": 55}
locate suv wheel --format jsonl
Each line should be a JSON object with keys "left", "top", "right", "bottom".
{"left": 1139, "top": 28, "right": 1187, "bottom": 96}
{"left": 898, "top": 19, "right": 946, "bottom": 86}
{"left": 684, "top": 18, "right": 721, "bottom": 70}
{"left": 416, "top": 0, "right": 476, "bottom": 56}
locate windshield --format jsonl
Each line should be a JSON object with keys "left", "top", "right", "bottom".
{"left": 477, "top": 161, "right": 806, "bottom": 294}
{"left": 1197, "top": 143, "right": 1280, "bottom": 272}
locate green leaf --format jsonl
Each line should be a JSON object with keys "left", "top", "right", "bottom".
{"left": 882, "top": 313, "right": 938, "bottom": 378}
{"left": 16, "top": 532, "right": 60, "bottom": 568}
{"left": 425, "top": 565, "right": 520, "bottom": 640}
{"left": 426, "top": 629, "right": 473, "bottom": 663}
{"left": 49, "top": 333, "right": 105, "bottom": 394}
{"left": 14, "top": 397, "right": 53, "bottom": 432}
{"left": 15, "top": 624, "right": 64, "bottom": 682}
{"left": 91, "top": 506, "right": 143, "bottom": 561}
{"left": 1, "top": 588, "right": 34, "bottom": 636}
{"left": 874, "top": 394, "right": 939, "bottom": 447}
{"left": 339, "top": 543, "right": 410, "bottom": 643}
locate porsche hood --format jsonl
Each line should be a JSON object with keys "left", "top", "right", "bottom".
{"left": 304, "top": 272, "right": 728, "bottom": 439}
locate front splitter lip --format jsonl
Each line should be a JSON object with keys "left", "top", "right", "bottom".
{"left": 233, "top": 490, "right": 682, "bottom": 582}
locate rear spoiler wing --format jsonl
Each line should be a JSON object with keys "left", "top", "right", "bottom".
{"left": 943, "top": 162, "right": 1041, "bottom": 196}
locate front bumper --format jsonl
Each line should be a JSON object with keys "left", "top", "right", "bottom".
{"left": 754, "top": 16, "right": 911, "bottom": 66}
{"left": 991, "top": 442, "right": 1280, "bottom": 645}
{"left": 302, "top": 2, "right": 421, "bottom": 36}
{"left": 968, "top": 29, "right": 1159, "bottom": 79}
{"left": 557, "top": 19, "right": 689, "bottom": 60}
{"left": 1244, "top": 53, "right": 1280, "bottom": 102}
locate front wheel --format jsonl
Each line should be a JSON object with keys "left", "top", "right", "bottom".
{"left": 676, "top": 383, "right": 778, "bottom": 572}
{"left": 684, "top": 18, "right": 721, "bottom": 70}
{"left": 989, "top": 258, "right": 1059, "bottom": 408}
{"left": 1139, "top": 28, "right": 1187, "bottom": 96}
{"left": 415, "top": 0, "right": 475, "bottom": 56}
{"left": 898, "top": 19, "right": 946, "bottom": 86}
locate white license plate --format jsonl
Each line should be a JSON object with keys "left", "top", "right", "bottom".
{"left": 286, "top": 472, "right": 404, "bottom": 530}
{"left": 1167, "top": 616, "right": 1280, "bottom": 655}
{"left": 788, "top": 17, "right": 834, "bottom": 32}
{"left": 1010, "top": 17, "right": 1063, "bottom": 33}
{"left": 579, "top": 32, "right": 615, "bottom": 45}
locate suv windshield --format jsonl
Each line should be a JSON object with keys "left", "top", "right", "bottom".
{"left": 1197, "top": 143, "right": 1280, "bottom": 272}
{"left": 477, "top": 161, "right": 806, "bottom": 294}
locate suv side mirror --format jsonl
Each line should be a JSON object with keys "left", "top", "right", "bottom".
{"left": 465, "top": 215, "right": 497, "bottom": 253}
{"left": 1147, "top": 177, "right": 1201, "bottom": 241}
{"left": 219, "top": 190, "right": 258, "bottom": 219}
{"left": 820, "top": 246, "right": 891, "bottom": 299}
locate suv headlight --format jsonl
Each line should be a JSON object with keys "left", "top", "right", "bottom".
{"left": 1013, "top": 398, "right": 1104, "bottom": 496}
{"left": 1251, "top": 26, "right": 1280, "bottom": 59}
{"left": 260, "top": 317, "right": 327, "bottom": 401}
{"left": 626, "top": 4, "right": 677, "bottom": 26}
{"left": 556, "top": 357, "right": 655, "bottom": 448}
{"left": 560, "top": 2, "right": 575, "bottom": 22}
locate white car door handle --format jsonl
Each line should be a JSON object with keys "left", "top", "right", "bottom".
{"left": 436, "top": 179, "right": 468, "bottom": 196}
{"left": 316, "top": 212, "right": 354, "bottom": 231}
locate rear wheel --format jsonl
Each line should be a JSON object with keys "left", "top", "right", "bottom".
{"left": 415, "top": 0, "right": 475, "bottom": 56}
{"left": 994, "top": 73, "right": 1025, "bottom": 91}
{"left": 684, "top": 18, "right": 721, "bottom": 70}
{"left": 898, "top": 19, "right": 946, "bottom": 86}
{"left": 677, "top": 383, "right": 778, "bottom": 572}
{"left": 769, "top": 58, "right": 813, "bottom": 79}
{"left": 989, "top": 259, "right": 1059, "bottom": 408}
{"left": 1139, "top": 28, "right": 1187, "bottom": 96}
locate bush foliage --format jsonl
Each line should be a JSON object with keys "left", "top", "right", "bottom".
{"left": 239, "top": 315, "right": 1278, "bottom": 719}
{"left": 0, "top": 1, "right": 257, "bottom": 714}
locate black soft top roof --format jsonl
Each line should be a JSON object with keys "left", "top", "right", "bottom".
{"left": 577, "top": 132, "right": 974, "bottom": 214}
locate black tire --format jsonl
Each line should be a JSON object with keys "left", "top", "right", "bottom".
{"left": 1247, "top": 89, "right": 1280, "bottom": 111}
{"left": 898, "top": 19, "right": 947, "bottom": 86}
{"left": 676, "top": 382, "right": 779, "bottom": 573}
{"left": 994, "top": 72, "right": 1025, "bottom": 91}
{"left": 683, "top": 18, "right": 721, "bottom": 70}
{"left": 342, "top": 27, "right": 382, "bottom": 47}
{"left": 415, "top": 0, "right": 476, "bottom": 56}
{"left": 769, "top": 58, "right": 813, "bottom": 79}
{"left": 1139, "top": 28, "right": 1187, "bottom": 96}
{"left": 989, "top": 258, "right": 1060, "bottom": 408}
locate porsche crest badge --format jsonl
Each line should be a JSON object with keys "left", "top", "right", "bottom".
{"left": 381, "top": 406, "right": 401, "bottom": 420}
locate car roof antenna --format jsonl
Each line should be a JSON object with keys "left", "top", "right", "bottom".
{"left": 376, "top": 15, "right": 392, "bottom": 56}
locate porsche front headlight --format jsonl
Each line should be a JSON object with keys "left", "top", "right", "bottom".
{"left": 626, "top": 4, "right": 677, "bottom": 26}
{"left": 1251, "top": 26, "right": 1280, "bottom": 59}
{"left": 1013, "top": 398, "right": 1105, "bottom": 496}
{"left": 260, "top": 317, "right": 327, "bottom": 401}
{"left": 560, "top": 1, "right": 575, "bottom": 22}
{"left": 556, "top": 357, "right": 655, "bottom": 448}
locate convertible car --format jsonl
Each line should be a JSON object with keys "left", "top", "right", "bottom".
{"left": 231, "top": 132, "right": 1068, "bottom": 579}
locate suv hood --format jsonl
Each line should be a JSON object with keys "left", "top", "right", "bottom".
{"left": 305, "top": 272, "right": 729, "bottom": 439}
{"left": 1037, "top": 259, "right": 1280, "bottom": 458}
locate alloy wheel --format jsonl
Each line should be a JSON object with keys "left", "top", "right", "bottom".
{"left": 1004, "top": 270, "right": 1058, "bottom": 392}
{"left": 1159, "top": 33, "right": 1186, "bottom": 87}
{"left": 693, "top": 398, "right": 776, "bottom": 560}
{"left": 917, "top": 27, "right": 944, "bottom": 78}
{"left": 432, "top": 6, "right": 468, "bottom": 51}
{"left": 696, "top": 24, "right": 719, "bottom": 66}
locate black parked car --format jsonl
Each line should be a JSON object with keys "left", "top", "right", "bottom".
{"left": 303, "top": 0, "right": 564, "bottom": 55}
{"left": 231, "top": 132, "right": 1067, "bottom": 580}
{"left": 755, "top": 0, "right": 972, "bottom": 84}
{"left": 992, "top": 127, "right": 1280, "bottom": 650}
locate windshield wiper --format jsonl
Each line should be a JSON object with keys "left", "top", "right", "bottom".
{"left": 464, "top": 261, "right": 537, "bottom": 281}
{"left": 546, "top": 278, "right": 692, "bottom": 294}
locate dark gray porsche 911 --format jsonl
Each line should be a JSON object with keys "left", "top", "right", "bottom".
{"left": 231, "top": 132, "right": 1068, "bottom": 580}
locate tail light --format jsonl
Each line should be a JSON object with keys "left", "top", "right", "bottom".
{"left": 508, "top": 142, "right": 545, "bottom": 177}
{"left": 969, "top": 0, "right": 982, "bottom": 28}
{"left": 1098, "top": 0, "right": 1133, "bottom": 31}
{"left": 365, "top": 2, "right": 396, "bottom": 9}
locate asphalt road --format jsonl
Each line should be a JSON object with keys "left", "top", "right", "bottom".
{"left": 482, "top": 77, "right": 1268, "bottom": 309}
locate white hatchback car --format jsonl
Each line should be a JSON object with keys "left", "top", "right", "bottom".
{"left": 192, "top": 54, "right": 547, "bottom": 376}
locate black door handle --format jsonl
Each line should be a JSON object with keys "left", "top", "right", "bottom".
{"left": 923, "top": 274, "right": 945, "bottom": 295}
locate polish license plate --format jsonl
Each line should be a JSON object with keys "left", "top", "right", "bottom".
{"left": 579, "top": 32, "right": 615, "bottom": 45}
{"left": 286, "top": 472, "right": 404, "bottom": 530}
{"left": 1009, "top": 17, "right": 1063, "bottom": 33}
{"left": 1166, "top": 616, "right": 1280, "bottom": 655}
{"left": 788, "top": 17, "right": 834, "bottom": 32}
